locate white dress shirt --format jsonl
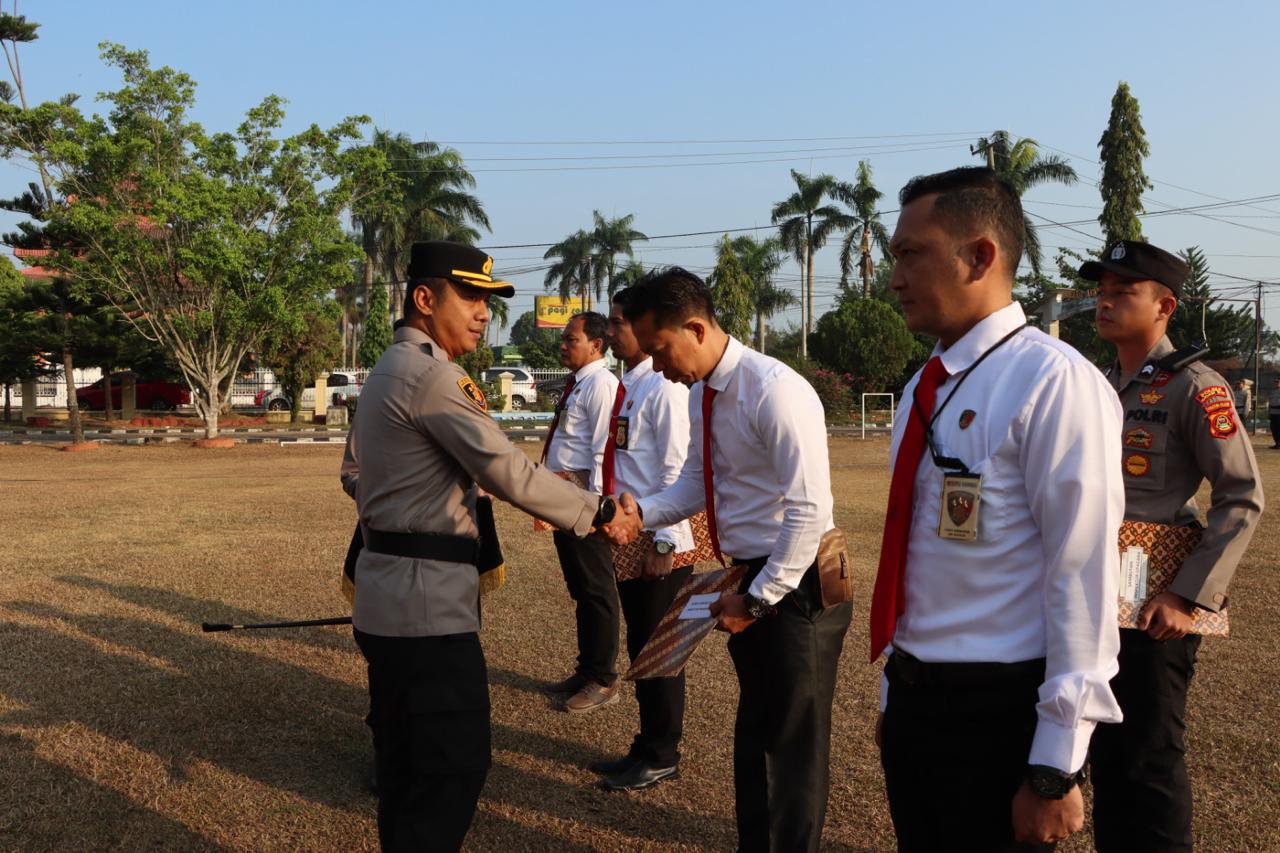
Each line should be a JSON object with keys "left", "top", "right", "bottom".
{"left": 639, "top": 336, "right": 834, "bottom": 604}
{"left": 614, "top": 357, "right": 694, "bottom": 550}
{"left": 886, "top": 301, "right": 1124, "bottom": 773}
{"left": 546, "top": 358, "right": 619, "bottom": 494}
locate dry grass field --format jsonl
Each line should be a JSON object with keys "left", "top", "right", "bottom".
{"left": 0, "top": 438, "right": 1276, "bottom": 851}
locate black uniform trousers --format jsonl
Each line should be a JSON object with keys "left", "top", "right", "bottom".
{"left": 617, "top": 565, "right": 694, "bottom": 766}
{"left": 553, "top": 529, "right": 621, "bottom": 686}
{"left": 729, "top": 560, "right": 853, "bottom": 853}
{"left": 1090, "top": 628, "right": 1201, "bottom": 853}
{"left": 1268, "top": 413, "right": 1280, "bottom": 446}
{"left": 355, "top": 629, "right": 491, "bottom": 853}
{"left": 880, "top": 652, "right": 1053, "bottom": 853}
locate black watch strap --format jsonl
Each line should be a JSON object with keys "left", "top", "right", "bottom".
{"left": 1026, "top": 764, "right": 1086, "bottom": 799}
{"left": 744, "top": 593, "right": 777, "bottom": 619}
{"left": 593, "top": 496, "right": 616, "bottom": 527}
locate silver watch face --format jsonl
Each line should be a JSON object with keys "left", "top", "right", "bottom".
{"left": 654, "top": 540, "right": 675, "bottom": 555}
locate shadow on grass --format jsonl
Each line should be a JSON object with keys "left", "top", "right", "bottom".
{"left": 57, "top": 574, "right": 355, "bottom": 655}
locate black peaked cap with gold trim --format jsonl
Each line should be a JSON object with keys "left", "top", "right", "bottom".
{"left": 406, "top": 241, "right": 515, "bottom": 297}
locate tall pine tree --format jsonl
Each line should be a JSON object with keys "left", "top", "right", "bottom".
{"left": 708, "top": 236, "right": 756, "bottom": 344}
{"left": 1167, "top": 246, "right": 1256, "bottom": 359}
{"left": 359, "top": 284, "right": 393, "bottom": 367}
{"left": 1097, "top": 82, "right": 1153, "bottom": 244}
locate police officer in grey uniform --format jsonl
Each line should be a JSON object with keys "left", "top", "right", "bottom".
{"left": 1086, "top": 240, "right": 1264, "bottom": 852}
{"left": 341, "top": 241, "right": 622, "bottom": 852}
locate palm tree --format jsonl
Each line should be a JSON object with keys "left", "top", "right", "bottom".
{"left": 771, "top": 170, "right": 851, "bottom": 358}
{"left": 728, "top": 235, "right": 793, "bottom": 353}
{"left": 543, "top": 229, "right": 596, "bottom": 308}
{"left": 486, "top": 296, "right": 509, "bottom": 346}
{"left": 832, "top": 161, "right": 891, "bottom": 298}
{"left": 614, "top": 258, "right": 648, "bottom": 289}
{"left": 591, "top": 211, "right": 647, "bottom": 300}
{"left": 971, "top": 131, "right": 1077, "bottom": 275}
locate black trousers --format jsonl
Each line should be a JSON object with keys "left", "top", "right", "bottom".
{"left": 729, "top": 562, "right": 852, "bottom": 853}
{"left": 355, "top": 629, "right": 491, "bottom": 853}
{"left": 617, "top": 566, "right": 694, "bottom": 766}
{"left": 553, "top": 530, "right": 621, "bottom": 685}
{"left": 880, "top": 653, "right": 1053, "bottom": 853}
{"left": 1090, "top": 628, "right": 1201, "bottom": 853}
{"left": 1269, "top": 414, "right": 1280, "bottom": 446}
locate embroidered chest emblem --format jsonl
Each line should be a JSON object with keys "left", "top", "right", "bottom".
{"left": 1139, "top": 389, "right": 1165, "bottom": 405}
{"left": 1124, "top": 428, "right": 1153, "bottom": 449}
{"left": 958, "top": 410, "right": 976, "bottom": 430}
{"left": 1125, "top": 454, "right": 1150, "bottom": 477}
{"left": 457, "top": 377, "right": 487, "bottom": 411}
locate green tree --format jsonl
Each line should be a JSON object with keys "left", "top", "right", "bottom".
{"left": 1168, "top": 246, "right": 1256, "bottom": 359}
{"left": 359, "top": 281, "right": 393, "bottom": 367}
{"left": 0, "top": 44, "right": 386, "bottom": 438}
{"left": 1097, "top": 82, "right": 1152, "bottom": 244}
{"left": 833, "top": 160, "right": 892, "bottom": 296}
{"left": 728, "top": 234, "right": 793, "bottom": 352}
{"left": 508, "top": 309, "right": 561, "bottom": 368}
{"left": 811, "top": 299, "right": 918, "bottom": 393}
{"left": 707, "top": 235, "right": 754, "bottom": 342}
{"left": 970, "top": 131, "right": 1078, "bottom": 275}
{"left": 771, "top": 169, "right": 850, "bottom": 357}
{"left": 591, "top": 211, "right": 647, "bottom": 299}
{"left": 260, "top": 301, "right": 343, "bottom": 421}
{"left": 614, "top": 258, "right": 648, "bottom": 289}
{"left": 0, "top": 255, "right": 46, "bottom": 421}
{"left": 543, "top": 228, "right": 597, "bottom": 308}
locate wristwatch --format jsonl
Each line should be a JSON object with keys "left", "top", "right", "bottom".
{"left": 593, "top": 496, "right": 617, "bottom": 527}
{"left": 743, "top": 593, "right": 777, "bottom": 619}
{"left": 653, "top": 540, "right": 675, "bottom": 556}
{"left": 1026, "top": 764, "right": 1087, "bottom": 800}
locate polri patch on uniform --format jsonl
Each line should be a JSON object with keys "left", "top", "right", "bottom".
{"left": 958, "top": 409, "right": 976, "bottom": 429}
{"left": 457, "top": 376, "right": 487, "bottom": 411}
{"left": 1125, "top": 454, "right": 1150, "bottom": 477}
{"left": 1139, "top": 389, "right": 1165, "bottom": 405}
{"left": 1208, "top": 409, "right": 1237, "bottom": 439}
{"left": 1124, "top": 428, "right": 1153, "bottom": 449}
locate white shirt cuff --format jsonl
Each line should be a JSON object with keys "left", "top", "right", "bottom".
{"left": 1028, "top": 718, "right": 1095, "bottom": 774}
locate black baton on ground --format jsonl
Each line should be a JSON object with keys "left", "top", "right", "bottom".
{"left": 201, "top": 616, "right": 352, "bottom": 632}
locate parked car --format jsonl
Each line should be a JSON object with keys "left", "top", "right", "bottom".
{"left": 535, "top": 374, "right": 572, "bottom": 408}
{"left": 259, "top": 370, "right": 366, "bottom": 412}
{"left": 76, "top": 371, "right": 191, "bottom": 411}
{"left": 481, "top": 366, "right": 536, "bottom": 410}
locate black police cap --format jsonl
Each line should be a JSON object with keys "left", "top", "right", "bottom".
{"left": 406, "top": 241, "right": 515, "bottom": 297}
{"left": 1078, "top": 240, "right": 1189, "bottom": 297}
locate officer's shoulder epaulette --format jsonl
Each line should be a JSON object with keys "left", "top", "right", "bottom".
{"left": 1155, "top": 341, "right": 1210, "bottom": 373}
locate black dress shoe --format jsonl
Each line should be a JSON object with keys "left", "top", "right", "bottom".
{"left": 542, "top": 673, "right": 588, "bottom": 696}
{"left": 602, "top": 760, "right": 680, "bottom": 792}
{"left": 588, "top": 754, "right": 638, "bottom": 775}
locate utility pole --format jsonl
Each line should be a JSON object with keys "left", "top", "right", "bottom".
{"left": 1255, "top": 281, "right": 1263, "bottom": 436}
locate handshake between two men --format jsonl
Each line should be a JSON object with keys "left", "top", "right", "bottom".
{"left": 596, "top": 493, "right": 758, "bottom": 635}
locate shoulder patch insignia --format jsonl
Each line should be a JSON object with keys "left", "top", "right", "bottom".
{"left": 1151, "top": 371, "right": 1174, "bottom": 387}
{"left": 457, "top": 376, "right": 487, "bottom": 411}
{"left": 1124, "top": 428, "right": 1153, "bottom": 449}
{"left": 959, "top": 409, "right": 976, "bottom": 429}
{"left": 1208, "top": 409, "right": 1237, "bottom": 439}
{"left": 1139, "top": 389, "right": 1165, "bottom": 405}
{"left": 1197, "top": 385, "right": 1230, "bottom": 403}
{"left": 1124, "top": 454, "right": 1150, "bottom": 477}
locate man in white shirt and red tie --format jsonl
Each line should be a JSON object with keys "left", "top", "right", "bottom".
{"left": 605, "top": 267, "right": 852, "bottom": 853}
{"left": 587, "top": 283, "right": 698, "bottom": 791}
{"left": 871, "top": 166, "right": 1125, "bottom": 850}
{"left": 541, "top": 311, "right": 624, "bottom": 713}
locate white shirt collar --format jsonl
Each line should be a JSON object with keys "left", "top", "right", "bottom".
{"left": 705, "top": 336, "right": 745, "bottom": 393}
{"left": 573, "top": 357, "right": 610, "bottom": 382}
{"left": 623, "top": 357, "right": 654, "bottom": 388}
{"left": 933, "top": 302, "right": 1027, "bottom": 376}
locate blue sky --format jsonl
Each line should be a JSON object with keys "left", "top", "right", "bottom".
{"left": 4, "top": 1, "right": 1279, "bottom": 337}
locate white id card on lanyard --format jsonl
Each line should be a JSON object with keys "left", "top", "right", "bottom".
{"left": 938, "top": 473, "right": 982, "bottom": 541}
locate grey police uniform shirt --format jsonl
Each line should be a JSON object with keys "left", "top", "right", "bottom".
{"left": 341, "top": 325, "right": 599, "bottom": 637}
{"left": 1106, "top": 336, "right": 1264, "bottom": 612}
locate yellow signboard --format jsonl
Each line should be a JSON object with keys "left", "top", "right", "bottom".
{"left": 535, "top": 295, "right": 585, "bottom": 328}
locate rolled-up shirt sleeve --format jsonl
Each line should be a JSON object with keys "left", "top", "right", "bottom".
{"left": 747, "top": 376, "right": 833, "bottom": 604}
{"left": 1020, "top": 360, "right": 1125, "bottom": 773}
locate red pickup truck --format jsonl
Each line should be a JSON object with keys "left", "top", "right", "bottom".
{"left": 76, "top": 372, "right": 191, "bottom": 411}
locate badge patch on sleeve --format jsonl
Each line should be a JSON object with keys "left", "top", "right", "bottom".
{"left": 457, "top": 377, "right": 487, "bottom": 411}
{"left": 1208, "top": 409, "right": 1237, "bottom": 439}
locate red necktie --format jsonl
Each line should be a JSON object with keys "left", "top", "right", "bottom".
{"left": 869, "top": 356, "right": 949, "bottom": 661}
{"left": 540, "top": 375, "right": 576, "bottom": 463}
{"left": 600, "top": 382, "right": 627, "bottom": 496}
{"left": 701, "top": 386, "right": 726, "bottom": 567}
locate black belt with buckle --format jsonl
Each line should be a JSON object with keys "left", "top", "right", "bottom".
{"left": 364, "top": 529, "right": 479, "bottom": 565}
{"left": 888, "top": 650, "right": 1046, "bottom": 689}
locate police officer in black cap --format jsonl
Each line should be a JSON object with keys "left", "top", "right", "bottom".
{"left": 341, "top": 241, "right": 628, "bottom": 851}
{"left": 1086, "top": 239, "right": 1263, "bottom": 852}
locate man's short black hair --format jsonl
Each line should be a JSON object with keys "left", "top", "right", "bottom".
{"left": 620, "top": 266, "right": 717, "bottom": 329}
{"left": 899, "top": 166, "right": 1026, "bottom": 274}
{"left": 569, "top": 311, "right": 609, "bottom": 351}
{"left": 610, "top": 286, "right": 635, "bottom": 309}
{"left": 402, "top": 277, "right": 448, "bottom": 319}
